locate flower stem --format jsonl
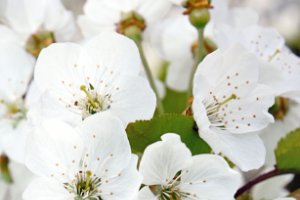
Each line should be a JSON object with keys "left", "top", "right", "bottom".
{"left": 135, "top": 41, "right": 164, "bottom": 114}
{"left": 188, "top": 28, "right": 206, "bottom": 97}
{"left": 234, "top": 167, "right": 291, "bottom": 198}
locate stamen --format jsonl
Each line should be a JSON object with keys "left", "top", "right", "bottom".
{"left": 268, "top": 49, "right": 280, "bottom": 62}
{"left": 219, "top": 94, "right": 237, "bottom": 106}
{"left": 80, "top": 85, "right": 97, "bottom": 108}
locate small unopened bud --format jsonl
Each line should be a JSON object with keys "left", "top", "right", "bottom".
{"left": 189, "top": 8, "right": 210, "bottom": 29}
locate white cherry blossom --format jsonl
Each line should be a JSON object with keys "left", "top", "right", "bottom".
{"left": 210, "top": 1, "right": 300, "bottom": 102}
{"left": 149, "top": 9, "right": 197, "bottom": 91}
{"left": 138, "top": 133, "right": 241, "bottom": 200}
{"left": 192, "top": 44, "right": 275, "bottom": 171}
{"left": 23, "top": 114, "right": 142, "bottom": 200}
{"left": 0, "top": 39, "right": 36, "bottom": 163}
{"left": 0, "top": 0, "right": 76, "bottom": 43}
{"left": 30, "top": 32, "right": 156, "bottom": 127}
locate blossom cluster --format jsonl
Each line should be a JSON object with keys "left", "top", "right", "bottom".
{"left": 0, "top": 0, "right": 299, "bottom": 200}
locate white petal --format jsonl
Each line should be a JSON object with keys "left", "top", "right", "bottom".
{"left": 27, "top": 90, "right": 82, "bottom": 127}
{"left": 34, "top": 42, "right": 83, "bottom": 93}
{"left": 139, "top": 133, "right": 192, "bottom": 185}
{"left": 83, "top": 32, "right": 141, "bottom": 75}
{"left": 23, "top": 178, "right": 72, "bottom": 200}
{"left": 201, "top": 129, "right": 266, "bottom": 171}
{"left": 0, "top": 0, "right": 46, "bottom": 39}
{"left": 2, "top": 120, "right": 32, "bottom": 163}
{"left": 100, "top": 155, "right": 142, "bottom": 200}
{"left": 137, "top": 187, "right": 157, "bottom": 200}
{"left": 105, "top": 75, "right": 156, "bottom": 126}
{"left": 137, "top": 0, "right": 171, "bottom": 24}
{"left": 42, "top": 0, "right": 76, "bottom": 41}
{"left": 25, "top": 120, "right": 84, "bottom": 179}
{"left": 180, "top": 155, "right": 241, "bottom": 200}
{"left": 77, "top": 113, "right": 132, "bottom": 177}
{"left": 0, "top": 44, "right": 34, "bottom": 102}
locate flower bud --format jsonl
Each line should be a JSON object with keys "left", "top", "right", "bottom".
{"left": 189, "top": 8, "right": 210, "bottom": 29}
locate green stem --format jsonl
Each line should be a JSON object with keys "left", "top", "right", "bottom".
{"left": 135, "top": 41, "right": 164, "bottom": 114}
{"left": 188, "top": 28, "right": 206, "bottom": 97}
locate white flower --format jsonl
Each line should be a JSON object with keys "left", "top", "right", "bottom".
{"left": 30, "top": 32, "right": 156, "bottom": 127}
{"left": 210, "top": 2, "right": 300, "bottom": 102}
{"left": 138, "top": 133, "right": 241, "bottom": 200}
{"left": 149, "top": 10, "right": 197, "bottom": 91}
{"left": 78, "top": 0, "right": 172, "bottom": 38}
{"left": 192, "top": 45, "right": 275, "bottom": 171}
{"left": 23, "top": 114, "right": 142, "bottom": 200}
{"left": 0, "top": 0, "right": 76, "bottom": 43}
{"left": 0, "top": 40, "right": 36, "bottom": 163}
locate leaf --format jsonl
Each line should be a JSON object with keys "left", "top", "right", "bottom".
{"left": 162, "top": 88, "right": 189, "bottom": 113}
{"left": 126, "top": 113, "right": 211, "bottom": 155}
{"left": 275, "top": 128, "right": 300, "bottom": 171}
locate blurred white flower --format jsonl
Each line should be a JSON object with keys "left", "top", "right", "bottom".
{"left": 210, "top": 1, "right": 300, "bottom": 103}
{"left": 30, "top": 32, "right": 156, "bottom": 127}
{"left": 0, "top": 0, "right": 76, "bottom": 43}
{"left": 78, "top": 0, "right": 172, "bottom": 38}
{"left": 149, "top": 9, "right": 197, "bottom": 91}
{"left": 138, "top": 133, "right": 241, "bottom": 200}
{"left": 0, "top": 38, "right": 36, "bottom": 163}
{"left": 24, "top": 114, "right": 142, "bottom": 200}
{"left": 192, "top": 45, "right": 275, "bottom": 171}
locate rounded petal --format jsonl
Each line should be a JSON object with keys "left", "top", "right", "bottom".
{"left": 139, "top": 133, "right": 192, "bottom": 185}
{"left": 0, "top": 44, "right": 34, "bottom": 102}
{"left": 201, "top": 129, "right": 266, "bottom": 171}
{"left": 100, "top": 155, "right": 142, "bottom": 200}
{"left": 77, "top": 113, "right": 132, "bottom": 177}
{"left": 23, "top": 178, "right": 72, "bottom": 200}
{"left": 25, "top": 120, "right": 84, "bottom": 180}
{"left": 180, "top": 154, "right": 241, "bottom": 200}
{"left": 83, "top": 32, "right": 141, "bottom": 75}
{"left": 105, "top": 75, "right": 156, "bottom": 126}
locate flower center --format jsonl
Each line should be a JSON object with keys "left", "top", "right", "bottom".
{"left": 116, "top": 11, "right": 146, "bottom": 35}
{"left": 77, "top": 85, "right": 111, "bottom": 119}
{"left": 149, "top": 172, "right": 191, "bottom": 200}
{"left": 64, "top": 171, "right": 103, "bottom": 200}
{"left": 268, "top": 96, "right": 289, "bottom": 120}
{"left": 0, "top": 99, "right": 27, "bottom": 128}
{"left": 26, "top": 31, "right": 55, "bottom": 58}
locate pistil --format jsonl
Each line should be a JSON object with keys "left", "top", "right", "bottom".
{"left": 80, "top": 85, "right": 97, "bottom": 108}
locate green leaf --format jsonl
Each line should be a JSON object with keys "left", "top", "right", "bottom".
{"left": 275, "top": 128, "right": 300, "bottom": 171}
{"left": 126, "top": 113, "right": 211, "bottom": 155}
{"left": 162, "top": 88, "right": 189, "bottom": 113}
